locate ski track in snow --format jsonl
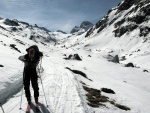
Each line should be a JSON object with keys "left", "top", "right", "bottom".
{"left": 2, "top": 62, "right": 86, "bottom": 113}
{"left": 45, "top": 64, "right": 85, "bottom": 113}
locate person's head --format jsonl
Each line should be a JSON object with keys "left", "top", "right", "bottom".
{"left": 26, "top": 45, "right": 43, "bottom": 58}
{"left": 29, "top": 48, "right": 35, "bottom": 58}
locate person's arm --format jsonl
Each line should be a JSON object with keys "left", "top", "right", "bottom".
{"left": 18, "top": 55, "right": 26, "bottom": 62}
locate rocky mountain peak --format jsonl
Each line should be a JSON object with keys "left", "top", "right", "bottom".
{"left": 3, "top": 19, "right": 19, "bottom": 26}
{"left": 80, "top": 21, "right": 93, "bottom": 31}
{"left": 71, "top": 21, "right": 93, "bottom": 34}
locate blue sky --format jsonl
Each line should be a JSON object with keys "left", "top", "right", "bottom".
{"left": 0, "top": 0, "right": 122, "bottom": 33}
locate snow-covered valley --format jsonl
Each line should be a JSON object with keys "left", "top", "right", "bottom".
{"left": 1, "top": 33, "right": 150, "bottom": 113}
{"left": 0, "top": 0, "right": 150, "bottom": 113}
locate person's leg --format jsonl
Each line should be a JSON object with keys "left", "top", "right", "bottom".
{"left": 31, "top": 70, "right": 39, "bottom": 103}
{"left": 23, "top": 70, "right": 31, "bottom": 104}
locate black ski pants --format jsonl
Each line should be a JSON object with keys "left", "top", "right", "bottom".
{"left": 23, "top": 67, "right": 39, "bottom": 99}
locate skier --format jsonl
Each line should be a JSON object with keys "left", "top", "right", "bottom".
{"left": 18, "top": 45, "right": 43, "bottom": 106}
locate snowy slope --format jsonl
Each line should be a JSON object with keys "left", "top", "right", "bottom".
{"left": 1, "top": 41, "right": 150, "bottom": 113}
{"left": 60, "top": 0, "right": 150, "bottom": 71}
{"left": 0, "top": 0, "right": 150, "bottom": 113}
{"left": 0, "top": 17, "right": 90, "bottom": 113}
{"left": 0, "top": 32, "right": 88, "bottom": 113}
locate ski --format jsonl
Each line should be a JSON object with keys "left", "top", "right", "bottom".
{"left": 35, "top": 103, "right": 41, "bottom": 113}
{"left": 26, "top": 104, "right": 30, "bottom": 113}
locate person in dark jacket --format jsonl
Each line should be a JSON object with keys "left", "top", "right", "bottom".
{"left": 19, "top": 45, "right": 43, "bottom": 105}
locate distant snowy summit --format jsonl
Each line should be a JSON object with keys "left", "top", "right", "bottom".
{"left": 0, "top": 17, "right": 71, "bottom": 45}
{"left": 70, "top": 21, "right": 93, "bottom": 35}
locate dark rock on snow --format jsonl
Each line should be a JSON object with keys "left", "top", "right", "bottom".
{"left": 83, "top": 85, "right": 106, "bottom": 108}
{"left": 143, "top": 70, "right": 149, "bottom": 73}
{"left": 120, "top": 56, "right": 126, "bottom": 61}
{"left": 125, "top": 63, "right": 134, "bottom": 67}
{"left": 83, "top": 85, "right": 130, "bottom": 110}
{"left": 10, "top": 44, "right": 21, "bottom": 53}
{"left": 114, "top": 24, "right": 138, "bottom": 37}
{"left": 74, "top": 54, "right": 82, "bottom": 61}
{"left": 0, "top": 25, "right": 7, "bottom": 31}
{"left": 114, "top": 19, "right": 125, "bottom": 28}
{"left": 116, "top": 0, "right": 135, "bottom": 14}
{"left": 66, "top": 67, "right": 92, "bottom": 81}
{"left": 140, "top": 26, "right": 150, "bottom": 37}
{"left": 64, "top": 54, "right": 82, "bottom": 61}
{"left": 66, "top": 67, "right": 87, "bottom": 78}
{"left": 114, "top": 103, "right": 131, "bottom": 111}
{"left": 4, "top": 19, "right": 19, "bottom": 26}
{"left": 85, "top": 28, "right": 93, "bottom": 37}
{"left": 101, "top": 88, "right": 115, "bottom": 94}
{"left": 13, "top": 38, "right": 25, "bottom": 45}
{"left": 11, "top": 27, "right": 17, "bottom": 31}
{"left": 0, "top": 65, "right": 4, "bottom": 67}
{"left": 107, "top": 55, "right": 119, "bottom": 63}
{"left": 112, "top": 55, "right": 119, "bottom": 63}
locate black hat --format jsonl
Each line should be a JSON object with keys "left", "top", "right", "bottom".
{"left": 26, "top": 45, "right": 43, "bottom": 57}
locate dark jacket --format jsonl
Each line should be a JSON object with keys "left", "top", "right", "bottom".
{"left": 19, "top": 45, "right": 43, "bottom": 68}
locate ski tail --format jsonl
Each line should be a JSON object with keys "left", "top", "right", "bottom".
{"left": 26, "top": 104, "right": 30, "bottom": 113}
{"left": 35, "top": 103, "right": 41, "bottom": 112}
{"left": 35, "top": 103, "right": 39, "bottom": 108}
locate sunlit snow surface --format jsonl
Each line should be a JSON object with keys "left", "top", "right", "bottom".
{"left": 0, "top": 29, "right": 150, "bottom": 113}
{"left": 0, "top": 1, "right": 150, "bottom": 112}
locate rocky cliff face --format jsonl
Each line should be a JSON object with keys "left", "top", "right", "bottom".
{"left": 85, "top": 0, "right": 150, "bottom": 38}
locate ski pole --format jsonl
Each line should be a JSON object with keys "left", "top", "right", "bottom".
{"left": 19, "top": 87, "right": 24, "bottom": 110}
{"left": 40, "top": 76, "right": 48, "bottom": 107}
{"left": 0, "top": 103, "right": 5, "bottom": 113}
{"left": 38, "top": 57, "right": 48, "bottom": 107}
